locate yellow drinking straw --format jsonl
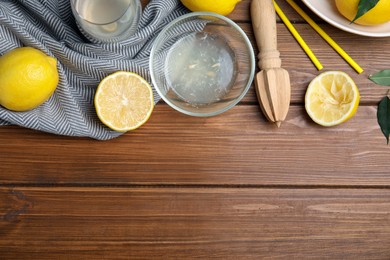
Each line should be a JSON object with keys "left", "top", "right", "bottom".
{"left": 285, "top": 0, "right": 364, "bottom": 74}
{"left": 273, "top": 1, "right": 323, "bottom": 71}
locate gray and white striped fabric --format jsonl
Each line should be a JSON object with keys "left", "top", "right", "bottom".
{"left": 0, "top": 0, "right": 189, "bottom": 140}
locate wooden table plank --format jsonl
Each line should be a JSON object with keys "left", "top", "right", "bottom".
{"left": 146, "top": 0, "right": 322, "bottom": 23}
{"left": 1, "top": 105, "right": 388, "bottom": 186}
{"left": 1, "top": 187, "right": 390, "bottom": 259}
{"left": 229, "top": 0, "right": 321, "bottom": 23}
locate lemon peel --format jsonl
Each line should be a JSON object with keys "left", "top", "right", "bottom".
{"left": 335, "top": 0, "right": 390, "bottom": 26}
{"left": 0, "top": 47, "right": 58, "bottom": 111}
{"left": 180, "top": 0, "right": 241, "bottom": 16}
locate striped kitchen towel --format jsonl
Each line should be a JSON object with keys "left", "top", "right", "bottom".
{"left": 0, "top": 0, "right": 189, "bottom": 140}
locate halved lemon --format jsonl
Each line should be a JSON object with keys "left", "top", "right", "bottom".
{"left": 305, "top": 71, "right": 360, "bottom": 127}
{"left": 94, "top": 71, "right": 154, "bottom": 132}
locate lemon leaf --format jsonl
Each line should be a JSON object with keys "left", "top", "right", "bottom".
{"left": 352, "top": 0, "right": 380, "bottom": 23}
{"left": 369, "top": 70, "right": 390, "bottom": 86}
{"left": 377, "top": 94, "right": 390, "bottom": 145}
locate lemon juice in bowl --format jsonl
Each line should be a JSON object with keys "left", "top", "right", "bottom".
{"left": 150, "top": 12, "right": 255, "bottom": 117}
{"left": 165, "top": 32, "right": 237, "bottom": 106}
{"left": 70, "top": 0, "right": 141, "bottom": 42}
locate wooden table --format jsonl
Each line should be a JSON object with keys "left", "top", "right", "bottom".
{"left": 1, "top": 0, "right": 390, "bottom": 259}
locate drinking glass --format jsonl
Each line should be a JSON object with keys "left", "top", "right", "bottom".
{"left": 70, "top": 0, "right": 141, "bottom": 42}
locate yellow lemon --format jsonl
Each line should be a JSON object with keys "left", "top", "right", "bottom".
{"left": 180, "top": 0, "right": 241, "bottom": 16}
{"left": 335, "top": 0, "right": 390, "bottom": 25}
{"left": 0, "top": 47, "right": 58, "bottom": 111}
{"left": 305, "top": 71, "right": 360, "bottom": 127}
{"left": 94, "top": 71, "right": 154, "bottom": 132}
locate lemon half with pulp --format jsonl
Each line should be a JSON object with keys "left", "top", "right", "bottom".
{"left": 94, "top": 71, "right": 154, "bottom": 132}
{"left": 305, "top": 71, "right": 360, "bottom": 127}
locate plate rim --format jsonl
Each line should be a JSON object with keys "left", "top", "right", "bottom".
{"left": 301, "top": 0, "right": 390, "bottom": 37}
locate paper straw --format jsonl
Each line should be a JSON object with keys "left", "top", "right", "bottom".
{"left": 286, "top": 0, "right": 364, "bottom": 74}
{"left": 274, "top": 1, "right": 323, "bottom": 71}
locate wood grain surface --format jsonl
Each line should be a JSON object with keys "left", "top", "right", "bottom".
{"left": 1, "top": 187, "right": 390, "bottom": 259}
{"left": 1, "top": 106, "right": 388, "bottom": 186}
{"left": 1, "top": 0, "right": 390, "bottom": 259}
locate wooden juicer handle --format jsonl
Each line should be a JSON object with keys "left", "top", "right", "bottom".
{"left": 251, "top": 0, "right": 282, "bottom": 70}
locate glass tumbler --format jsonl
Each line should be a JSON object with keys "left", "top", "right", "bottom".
{"left": 70, "top": 0, "right": 141, "bottom": 42}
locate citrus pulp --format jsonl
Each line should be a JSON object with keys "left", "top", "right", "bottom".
{"left": 305, "top": 71, "right": 360, "bottom": 127}
{"left": 94, "top": 71, "right": 154, "bottom": 132}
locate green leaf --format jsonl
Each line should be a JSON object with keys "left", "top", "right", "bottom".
{"left": 377, "top": 95, "right": 390, "bottom": 144}
{"left": 352, "top": 0, "right": 380, "bottom": 24}
{"left": 369, "top": 70, "right": 390, "bottom": 86}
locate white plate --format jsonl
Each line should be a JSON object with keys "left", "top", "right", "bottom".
{"left": 301, "top": 0, "right": 390, "bottom": 37}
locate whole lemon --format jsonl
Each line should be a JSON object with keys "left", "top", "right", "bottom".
{"left": 180, "top": 0, "right": 241, "bottom": 16}
{"left": 0, "top": 47, "right": 59, "bottom": 111}
{"left": 335, "top": 0, "right": 390, "bottom": 25}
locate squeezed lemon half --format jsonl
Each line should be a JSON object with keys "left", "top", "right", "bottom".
{"left": 94, "top": 71, "right": 154, "bottom": 132}
{"left": 305, "top": 71, "right": 360, "bottom": 127}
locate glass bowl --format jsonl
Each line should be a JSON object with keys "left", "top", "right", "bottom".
{"left": 150, "top": 12, "right": 255, "bottom": 117}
